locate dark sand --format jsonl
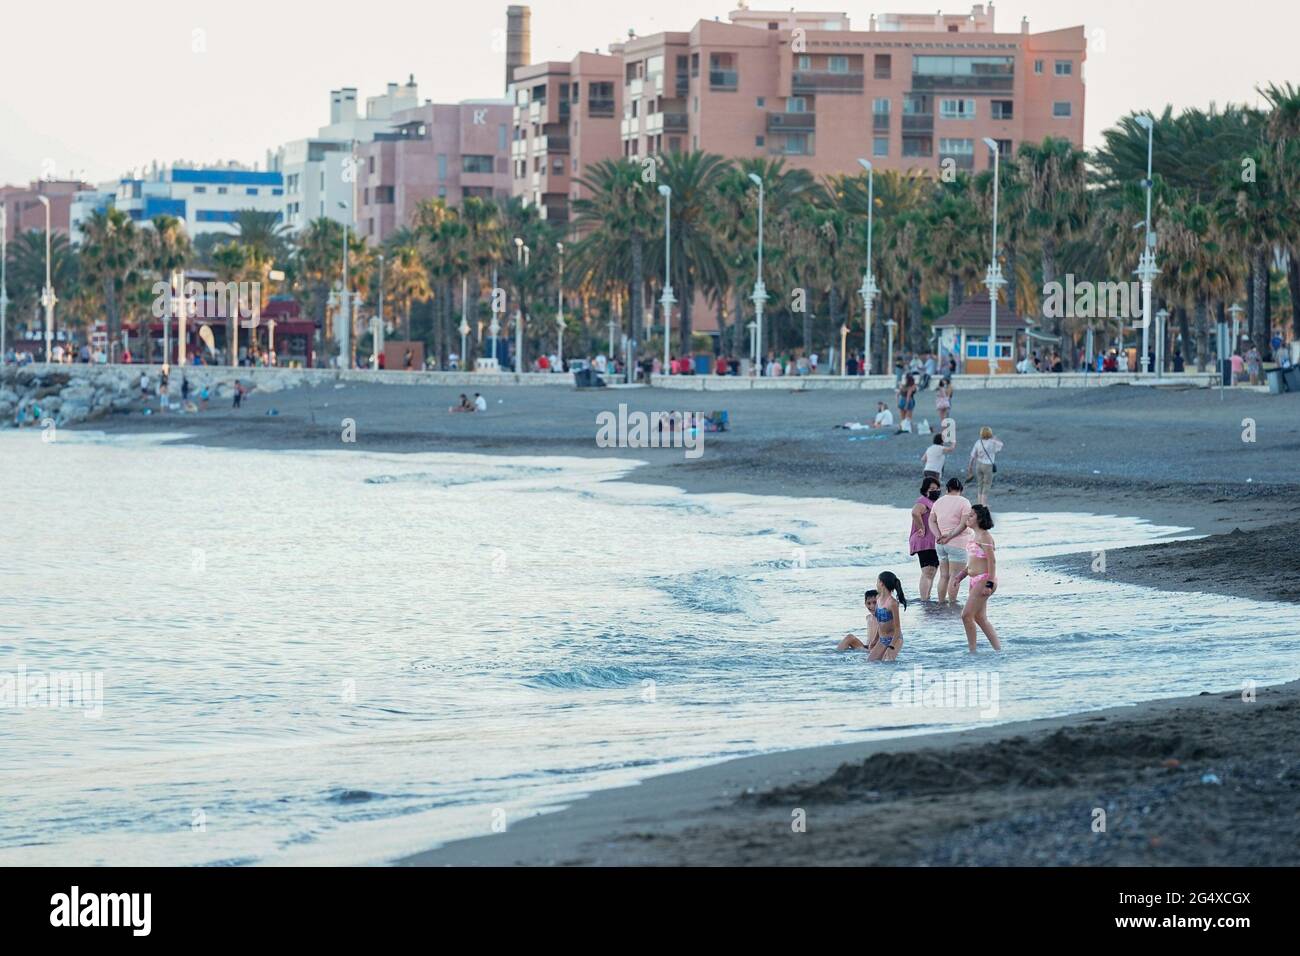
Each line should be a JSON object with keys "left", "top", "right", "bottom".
{"left": 401, "top": 679, "right": 1300, "bottom": 866}
{"left": 78, "top": 378, "right": 1300, "bottom": 866}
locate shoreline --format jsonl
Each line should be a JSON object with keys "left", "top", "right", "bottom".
{"left": 398, "top": 678, "right": 1300, "bottom": 866}
{"left": 46, "top": 381, "right": 1299, "bottom": 865}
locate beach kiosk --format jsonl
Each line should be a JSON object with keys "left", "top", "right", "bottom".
{"left": 932, "top": 301, "right": 1030, "bottom": 375}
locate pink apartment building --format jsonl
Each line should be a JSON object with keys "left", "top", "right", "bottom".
{"left": 510, "top": 51, "right": 624, "bottom": 223}
{"left": 2, "top": 180, "right": 89, "bottom": 241}
{"left": 355, "top": 100, "right": 513, "bottom": 242}
{"left": 511, "top": 4, "right": 1085, "bottom": 221}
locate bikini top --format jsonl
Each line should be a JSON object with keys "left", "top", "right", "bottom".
{"left": 874, "top": 606, "right": 894, "bottom": 623}
{"left": 966, "top": 537, "right": 989, "bottom": 559}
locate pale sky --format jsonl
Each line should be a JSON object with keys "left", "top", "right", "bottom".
{"left": 1, "top": 0, "right": 1295, "bottom": 186}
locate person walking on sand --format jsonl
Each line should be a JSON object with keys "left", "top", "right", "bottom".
{"left": 929, "top": 477, "right": 973, "bottom": 602}
{"left": 910, "top": 477, "right": 941, "bottom": 600}
{"left": 934, "top": 380, "right": 952, "bottom": 430}
{"left": 960, "top": 505, "right": 1001, "bottom": 653}
{"left": 232, "top": 380, "right": 244, "bottom": 409}
{"left": 866, "top": 571, "right": 908, "bottom": 662}
{"left": 921, "top": 433, "right": 954, "bottom": 480}
{"left": 836, "top": 588, "right": 880, "bottom": 652}
{"left": 895, "top": 374, "right": 918, "bottom": 433}
{"left": 967, "top": 426, "right": 1004, "bottom": 506}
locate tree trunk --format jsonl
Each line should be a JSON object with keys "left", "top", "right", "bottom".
{"left": 819, "top": 287, "right": 832, "bottom": 358}
{"left": 1194, "top": 296, "right": 1209, "bottom": 372}
{"left": 1289, "top": 249, "right": 1300, "bottom": 346}
{"left": 907, "top": 271, "right": 924, "bottom": 354}
{"left": 732, "top": 285, "right": 746, "bottom": 358}
{"left": 1041, "top": 239, "right": 1059, "bottom": 337}
{"left": 1176, "top": 305, "right": 1190, "bottom": 370}
{"left": 679, "top": 283, "right": 693, "bottom": 356}
{"left": 630, "top": 236, "right": 644, "bottom": 347}
{"left": 1005, "top": 244, "right": 1019, "bottom": 319}
{"left": 1252, "top": 246, "right": 1269, "bottom": 358}
{"left": 948, "top": 275, "right": 963, "bottom": 310}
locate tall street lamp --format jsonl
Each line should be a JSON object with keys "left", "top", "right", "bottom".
{"left": 658, "top": 184, "right": 674, "bottom": 374}
{"left": 1155, "top": 307, "right": 1169, "bottom": 380}
{"left": 981, "top": 139, "right": 1005, "bottom": 375}
{"left": 1134, "top": 114, "right": 1158, "bottom": 376}
{"left": 37, "top": 196, "right": 57, "bottom": 363}
{"left": 885, "top": 318, "right": 898, "bottom": 372}
{"left": 514, "top": 238, "right": 529, "bottom": 372}
{"left": 748, "top": 173, "right": 767, "bottom": 376}
{"left": 556, "top": 241, "right": 565, "bottom": 368}
{"left": 856, "top": 158, "right": 878, "bottom": 376}
{"left": 375, "top": 252, "right": 385, "bottom": 368}
{"left": 338, "top": 201, "right": 351, "bottom": 368}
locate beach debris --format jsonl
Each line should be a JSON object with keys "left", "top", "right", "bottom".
{"left": 1161, "top": 758, "right": 1180, "bottom": 769}
{"left": 1201, "top": 772, "right": 1222, "bottom": 785}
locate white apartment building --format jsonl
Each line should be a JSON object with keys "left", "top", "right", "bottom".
{"left": 271, "top": 77, "right": 422, "bottom": 234}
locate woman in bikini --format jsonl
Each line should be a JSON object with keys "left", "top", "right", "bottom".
{"left": 895, "top": 375, "right": 918, "bottom": 433}
{"left": 960, "top": 504, "right": 1002, "bottom": 653}
{"left": 867, "top": 572, "right": 907, "bottom": 661}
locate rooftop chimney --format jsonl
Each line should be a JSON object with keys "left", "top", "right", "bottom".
{"left": 506, "top": 5, "right": 531, "bottom": 93}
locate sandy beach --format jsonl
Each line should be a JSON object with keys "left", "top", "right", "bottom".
{"left": 75, "top": 377, "right": 1300, "bottom": 866}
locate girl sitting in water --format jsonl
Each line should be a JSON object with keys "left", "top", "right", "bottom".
{"left": 837, "top": 589, "right": 879, "bottom": 652}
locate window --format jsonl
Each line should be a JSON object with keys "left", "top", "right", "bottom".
{"left": 874, "top": 54, "right": 891, "bottom": 79}
{"left": 589, "top": 82, "right": 614, "bottom": 116}
{"left": 217, "top": 186, "right": 227, "bottom": 195}
{"left": 756, "top": 97, "right": 765, "bottom": 108}
{"left": 1034, "top": 59, "right": 1044, "bottom": 75}
{"left": 499, "top": 124, "right": 508, "bottom": 150}
{"left": 1055, "top": 60, "right": 1072, "bottom": 76}
{"left": 873, "top": 135, "right": 888, "bottom": 156}
{"left": 787, "top": 96, "right": 807, "bottom": 113}
{"left": 194, "top": 186, "right": 206, "bottom": 194}
{"left": 375, "top": 186, "right": 394, "bottom": 204}
{"left": 437, "top": 154, "right": 447, "bottom": 180}
{"left": 940, "top": 137, "right": 974, "bottom": 154}
{"left": 690, "top": 53, "right": 699, "bottom": 77}
{"left": 368, "top": 156, "right": 375, "bottom": 173}
{"left": 797, "top": 55, "right": 812, "bottom": 71}
{"left": 902, "top": 136, "right": 933, "bottom": 157}
{"left": 966, "top": 341, "right": 1012, "bottom": 358}
{"left": 991, "top": 100, "right": 1013, "bottom": 120}
{"left": 246, "top": 187, "right": 259, "bottom": 196}
{"left": 710, "top": 53, "right": 737, "bottom": 90}
{"left": 780, "top": 133, "right": 810, "bottom": 155}
{"left": 463, "top": 154, "right": 494, "bottom": 174}
{"left": 552, "top": 157, "right": 564, "bottom": 174}
{"left": 873, "top": 96, "right": 891, "bottom": 130}
{"left": 1053, "top": 101, "right": 1072, "bottom": 118}
{"left": 939, "top": 98, "right": 975, "bottom": 119}
{"left": 828, "top": 55, "right": 849, "bottom": 74}
{"left": 994, "top": 138, "right": 1012, "bottom": 159}
{"left": 756, "top": 135, "right": 765, "bottom": 147}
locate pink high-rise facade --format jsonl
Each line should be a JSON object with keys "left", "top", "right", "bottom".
{"left": 355, "top": 100, "right": 513, "bottom": 242}
{"left": 511, "top": 5, "right": 1085, "bottom": 221}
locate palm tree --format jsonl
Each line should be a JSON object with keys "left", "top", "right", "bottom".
{"left": 7, "top": 231, "right": 79, "bottom": 333}
{"left": 1017, "top": 137, "right": 1090, "bottom": 360}
{"left": 572, "top": 158, "right": 659, "bottom": 349}
{"left": 650, "top": 151, "right": 732, "bottom": 355}
{"left": 77, "top": 208, "right": 140, "bottom": 361}
{"left": 383, "top": 228, "right": 431, "bottom": 344}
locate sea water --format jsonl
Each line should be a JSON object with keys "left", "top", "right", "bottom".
{"left": 1, "top": 431, "right": 1295, "bottom": 865}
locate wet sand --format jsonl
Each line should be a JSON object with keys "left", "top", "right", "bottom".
{"left": 74, "top": 378, "right": 1300, "bottom": 866}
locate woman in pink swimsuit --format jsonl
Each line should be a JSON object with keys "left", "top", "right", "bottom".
{"left": 960, "top": 504, "right": 1002, "bottom": 653}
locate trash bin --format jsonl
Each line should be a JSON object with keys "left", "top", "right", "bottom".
{"left": 1284, "top": 367, "right": 1300, "bottom": 392}
{"left": 1266, "top": 367, "right": 1285, "bottom": 394}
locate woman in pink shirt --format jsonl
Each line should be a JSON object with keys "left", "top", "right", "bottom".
{"left": 928, "top": 477, "right": 973, "bottom": 602}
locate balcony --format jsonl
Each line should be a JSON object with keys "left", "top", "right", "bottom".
{"left": 538, "top": 135, "right": 570, "bottom": 154}
{"left": 873, "top": 113, "right": 891, "bottom": 131}
{"left": 792, "top": 70, "right": 864, "bottom": 94}
{"left": 911, "top": 73, "right": 1013, "bottom": 93}
{"left": 529, "top": 101, "right": 543, "bottom": 122}
{"left": 559, "top": 101, "right": 571, "bottom": 121}
{"left": 901, "top": 113, "right": 934, "bottom": 132}
{"left": 675, "top": 73, "right": 689, "bottom": 97}
{"left": 588, "top": 99, "right": 615, "bottom": 117}
{"left": 663, "top": 112, "right": 688, "bottom": 132}
{"left": 767, "top": 111, "right": 815, "bottom": 132}
{"left": 709, "top": 70, "right": 738, "bottom": 91}
{"left": 627, "top": 78, "right": 644, "bottom": 99}
{"left": 511, "top": 140, "right": 526, "bottom": 160}
{"left": 938, "top": 152, "right": 975, "bottom": 171}
{"left": 768, "top": 133, "right": 814, "bottom": 157}
{"left": 620, "top": 116, "right": 637, "bottom": 138}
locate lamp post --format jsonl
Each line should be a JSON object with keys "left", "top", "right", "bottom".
{"left": 855, "top": 159, "right": 878, "bottom": 377}
{"left": 1228, "top": 303, "right": 1244, "bottom": 354}
{"left": 608, "top": 316, "right": 616, "bottom": 360}
{"left": 839, "top": 323, "right": 849, "bottom": 376}
{"left": 490, "top": 264, "right": 501, "bottom": 367}
{"left": 1134, "top": 114, "right": 1157, "bottom": 376}
{"left": 338, "top": 201, "right": 351, "bottom": 368}
{"left": 37, "top": 196, "right": 56, "bottom": 364}
{"left": 658, "top": 184, "right": 674, "bottom": 374}
{"left": 981, "top": 138, "right": 1005, "bottom": 375}
{"left": 885, "top": 318, "right": 898, "bottom": 372}
{"left": 375, "top": 252, "right": 385, "bottom": 368}
{"left": 556, "top": 241, "right": 565, "bottom": 369}
{"left": 1, "top": 206, "right": 8, "bottom": 359}
{"left": 513, "top": 238, "right": 529, "bottom": 372}
{"left": 747, "top": 173, "right": 767, "bottom": 376}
